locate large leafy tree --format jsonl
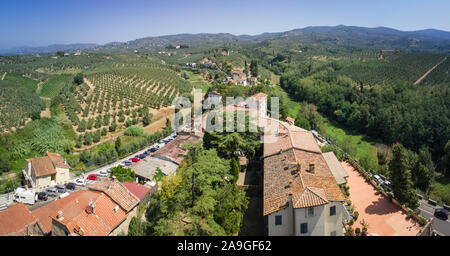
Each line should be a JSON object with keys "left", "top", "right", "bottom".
{"left": 142, "top": 143, "right": 248, "bottom": 236}
{"left": 411, "top": 146, "right": 435, "bottom": 193}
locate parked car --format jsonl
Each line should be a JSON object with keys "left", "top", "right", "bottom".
{"left": 434, "top": 208, "right": 449, "bottom": 221}
{"left": 65, "top": 183, "right": 76, "bottom": 190}
{"left": 46, "top": 187, "right": 58, "bottom": 197}
{"left": 149, "top": 147, "right": 157, "bottom": 152}
{"left": 37, "top": 192, "right": 48, "bottom": 201}
{"left": 121, "top": 160, "right": 132, "bottom": 166}
{"left": 74, "top": 178, "right": 86, "bottom": 186}
{"left": 97, "top": 170, "right": 109, "bottom": 177}
{"left": 106, "top": 167, "right": 112, "bottom": 173}
{"left": 87, "top": 174, "right": 97, "bottom": 180}
{"left": 56, "top": 185, "right": 66, "bottom": 193}
{"left": 138, "top": 154, "right": 147, "bottom": 159}
{"left": 130, "top": 157, "right": 140, "bottom": 162}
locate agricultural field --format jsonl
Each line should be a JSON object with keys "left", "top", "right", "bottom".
{"left": 422, "top": 56, "right": 450, "bottom": 85}
{"left": 39, "top": 74, "right": 73, "bottom": 98}
{"left": 338, "top": 53, "right": 447, "bottom": 85}
{"left": 3, "top": 73, "right": 39, "bottom": 91}
{"left": 0, "top": 80, "right": 45, "bottom": 133}
{"left": 59, "top": 63, "right": 191, "bottom": 148}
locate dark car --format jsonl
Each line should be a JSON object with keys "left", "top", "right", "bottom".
{"left": 149, "top": 147, "right": 157, "bottom": 152}
{"left": 65, "top": 183, "right": 76, "bottom": 190}
{"left": 434, "top": 208, "right": 449, "bottom": 221}
{"left": 138, "top": 154, "right": 146, "bottom": 159}
{"left": 56, "top": 185, "right": 66, "bottom": 193}
{"left": 37, "top": 192, "right": 48, "bottom": 201}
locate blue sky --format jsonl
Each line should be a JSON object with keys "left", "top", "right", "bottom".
{"left": 1, "top": 0, "right": 449, "bottom": 49}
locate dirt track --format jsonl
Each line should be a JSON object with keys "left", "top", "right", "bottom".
{"left": 414, "top": 57, "right": 447, "bottom": 85}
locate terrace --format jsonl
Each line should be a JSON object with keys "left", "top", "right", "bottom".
{"left": 341, "top": 161, "right": 421, "bottom": 236}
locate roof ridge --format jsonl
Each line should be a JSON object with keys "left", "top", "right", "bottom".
{"left": 304, "top": 186, "right": 329, "bottom": 203}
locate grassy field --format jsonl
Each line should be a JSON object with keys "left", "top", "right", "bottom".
{"left": 4, "top": 73, "right": 39, "bottom": 91}
{"left": 321, "top": 116, "right": 379, "bottom": 171}
{"left": 184, "top": 70, "right": 210, "bottom": 91}
{"left": 429, "top": 174, "right": 450, "bottom": 205}
{"left": 39, "top": 74, "right": 73, "bottom": 98}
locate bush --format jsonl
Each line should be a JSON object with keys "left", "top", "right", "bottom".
{"left": 418, "top": 216, "right": 427, "bottom": 226}
{"left": 353, "top": 211, "right": 359, "bottom": 220}
{"left": 124, "top": 125, "right": 145, "bottom": 137}
{"left": 355, "top": 227, "right": 361, "bottom": 234}
{"left": 111, "top": 165, "right": 136, "bottom": 182}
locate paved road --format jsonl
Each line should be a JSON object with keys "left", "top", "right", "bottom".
{"left": 71, "top": 133, "right": 176, "bottom": 181}
{"left": 418, "top": 199, "right": 450, "bottom": 236}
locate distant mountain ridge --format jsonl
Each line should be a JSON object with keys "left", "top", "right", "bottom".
{"left": 0, "top": 43, "right": 99, "bottom": 55}
{"left": 2, "top": 25, "right": 450, "bottom": 54}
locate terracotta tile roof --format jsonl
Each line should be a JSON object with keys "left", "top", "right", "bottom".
{"left": 46, "top": 152, "right": 71, "bottom": 169}
{"left": 286, "top": 116, "right": 295, "bottom": 125}
{"left": 153, "top": 135, "right": 201, "bottom": 164}
{"left": 87, "top": 179, "right": 140, "bottom": 212}
{"left": 51, "top": 192, "right": 127, "bottom": 236}
{"left": 322, "top": 152, "right": 348, "bottom": 185}
{"left": 27, "top": 157, "right": 57, "bottom": 177}
{"left": 32, "top": 190, "right": 101, "bottom": 234}
{"left": 122, "top": 182, "right": 151, "bottom": 200}
{"left": 0, "top": 203, "right": 42, "bottom": 235}
{"left": 251, "top": 92, "right": 268, "bottom": 101}
{"left": 25, "top": 152, "right": 70, "bottom": 177}
{"left": 293, "top": 187, "right": 328, "bottom": 208}
{"left": 262, "top": 117, "right": 345, "bottom": 216}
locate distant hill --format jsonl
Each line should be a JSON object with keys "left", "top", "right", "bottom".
{"left": 99, "top": 25, "right": 450, "bottom": 53}
{"left": 2, "top": 25, "right": 450, "bottom": 54}
{"left": 0, "top": 43, "right": 99, "bottom": 55}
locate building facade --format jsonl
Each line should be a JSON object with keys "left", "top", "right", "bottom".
{"left": 24, "top": 152, "right": 70, "bottom": 190}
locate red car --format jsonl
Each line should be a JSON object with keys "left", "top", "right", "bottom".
{"left": 130, "top": 157, "right": 140, "bottom": 162}
{"left": 87, "top": 174, "right": 97, "bottom": 180}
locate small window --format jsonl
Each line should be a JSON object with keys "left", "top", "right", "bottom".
{"left": 330, "top": 206, "right": 336, "bottom": 216}
{"left": 275, "top": 215, "right": 282, "bottom": 226}
{"left": 300, "top": 223, "right": 308, "bottom": 234}
{"left": 330, "top": 231, "right": 336, "bottom": 236}
{"left": 308, "top": 207, "right": 314, "bottom": 217}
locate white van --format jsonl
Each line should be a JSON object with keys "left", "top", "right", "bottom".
{"left": 14, "top": 188, "right": 36, "bottom": 205}
{"left": 58, "top": 192, "right": 70, "bottom": 199}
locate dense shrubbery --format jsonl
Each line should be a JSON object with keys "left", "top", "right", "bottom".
{"left": 124, "top": 125, "right": 144, "bottom": 137}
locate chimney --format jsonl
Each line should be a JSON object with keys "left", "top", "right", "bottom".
{"left": 86, "top": 199, "right": 95, "bottom": 214}
{"left": 296, "top": 160, "right": 302, "bottom": 172}
{"left": 114, "top": 205, "right": 119, "bottom": 213}
{"left": 288, "top": 161, "right": 297, "bottom": 169}
{"left": 309, "top": 163, "right": 315, "bottom": 173}
{"left": 57, "top": 211, "right": 64, "bottom": 221}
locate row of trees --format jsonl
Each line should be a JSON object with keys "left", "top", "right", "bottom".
{"left": 389, "top": 143, "right": 436, "bottom": 208}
